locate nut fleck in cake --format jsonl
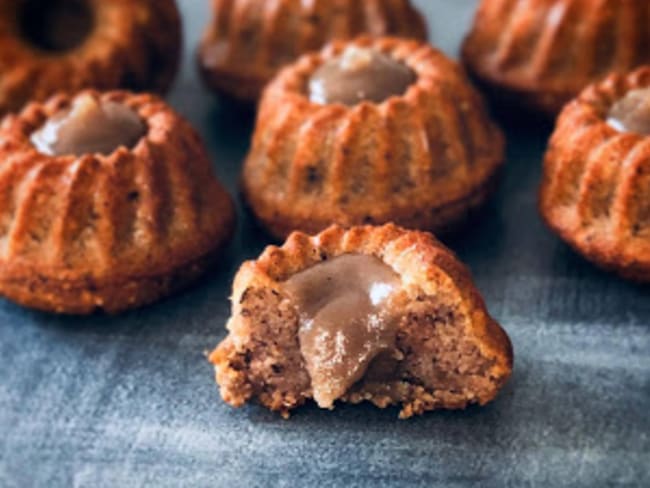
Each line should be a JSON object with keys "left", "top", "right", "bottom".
{"left": 198, "top": 0, "right": 427, "bottom": 102}
{"left": 462, "top": 0, "right": 650, "bottom": 116}
{"left": 0, "top": 90, "right": 235, "bottom": 314}
{"left": 540, "top": 66, "right": 650, "bottom": 281}
{"left": 241, "top": 37, "right": 505, "bottom": 239}
{"left": 210, "top": 224, "right": 513, "bottom": 418}
{"left": 0, "top": 0, "right": 181, "bottom": 114}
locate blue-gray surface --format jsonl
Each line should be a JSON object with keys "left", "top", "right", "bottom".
{"left": 1, "top": 1, "right": 649, "bottom": 487}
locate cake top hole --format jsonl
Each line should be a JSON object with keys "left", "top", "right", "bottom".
{"left": 607, "top": 87, "right": 650, "bottom": 136}
{"left": 308, "top": 46, "right": 416, "bottom": 106}
{"left": 19, "top": 0, "right": 95, "bottom": 53}
{"left": 31, "top": 94, "right": 146, "bottom": 157}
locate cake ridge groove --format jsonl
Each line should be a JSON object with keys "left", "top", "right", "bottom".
{"left": 286, "top": 106, "right": 336, "bottom": 198}
{"left": 50, "top": 156, "right": 100, "bottom": 267}
{"left": 94, "top": 162, "right": 119, "bottom": 271}
{"left": 574, "top": 133, "right": 632, "bottom": 226}
{"left": 131, "top": 142, "right": 166, "bottom": 246}
{"left": 613, "top": 138, "right": 650, "bottom": 238}
{"left": 6, "top": 161, "right": 50, "bottom": 259}
{"left": 528, "top": 2, "right": 569, "bottom": 78}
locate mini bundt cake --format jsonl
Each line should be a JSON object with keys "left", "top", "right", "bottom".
{"left": 539, "top": 66, "right": 650, "bottom": 281}
{"left": 210, "top": 224, "right": 513, "bottom": 418}
{"left": 0, "top": 90, "right": 235, "bottom": 314}
{"left": 241, "top": 37, "right": 505, "bottom": 239}
{"left": 0, "top": 0, "right": 181, "bottom": 115}
{"left": 198, "top": 0, "right": 427, "bottom": 103}
{"left": 462, "top": 0, "right": 650, "bottom": 116}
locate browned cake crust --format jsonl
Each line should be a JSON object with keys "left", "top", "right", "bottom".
{"left": 241, "top": 37, "right": 505, "bottom": 240}
{"left": 0, "top": 90, "right": 236, "bottom": 314}
{"left": 462, "top": 0, "right": 650, "bottom": 117}
{"left": 0, "top": 0, "right": 182, "bottom": 115}
{"left": 210, "top": 224, "right": 513, "bottom": 418}
{"left": 198, "top": 0, "right": 427, "bottom": 103}
{"left": 539, "top": 66, "right": 650, "bottom": 281}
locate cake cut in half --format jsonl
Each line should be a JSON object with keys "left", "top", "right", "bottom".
{"left": 210, "top": 224, "right": 513, "bottom": 418}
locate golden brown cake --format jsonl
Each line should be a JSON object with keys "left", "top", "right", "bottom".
{"left": 241, "top": 37, "right": 505, "bottom": 239}
{"left": 0, "top": 0, "right": 182, "bottom": 115}
{"left": 198, "top": 0, "right": 427, "bottom": 103}
{"left": 0, "top": 90, "right": 236, "bottom": 314}
{"left": 462, "top": 0, "right": 650, "bottom": 117}
{"left": 210, "top": 224, "right": 513, "bottom": 418}
{"left": 539, "top": 66, "right": 650, "bottom": 281}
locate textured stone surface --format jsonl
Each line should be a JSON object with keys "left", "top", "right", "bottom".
{"left": 1, "top": 1, "right": 649, "bottom": 487}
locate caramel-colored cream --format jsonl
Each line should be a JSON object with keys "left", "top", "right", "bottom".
{"left": 308, "top": 46, "right": 415, "bottom": 106}
{"left": 31, "top": 94, "right": 146, "bottom": 157}
{"left": 607, "top": 88, "right": 650, "bottom": 136}
{"left": 282, "top": 254, "right": 403, "bottom": 408}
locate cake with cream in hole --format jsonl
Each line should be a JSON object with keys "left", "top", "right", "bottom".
{"left": 539, "top": 66, "right": 650, "bottom": 281}
{"left": 0, "top": 90, "right": 235, "bottom": 314}
{"left": 241, "top": 37, "right": 505, "bottom": 239}
{"left": 209, "top": 224, "right": 513, "bottom": 418}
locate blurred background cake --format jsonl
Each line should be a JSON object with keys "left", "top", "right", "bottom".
{"left": 462, "top": 0, "right": 650, "bottom": 116}
{"left": 198, "top": 0, "right": 427, "bottom": 103}
{"left": 0, "top": 0, "right": 182, "bottom": 115}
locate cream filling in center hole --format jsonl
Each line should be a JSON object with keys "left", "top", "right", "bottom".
{"left": 282, "top": 254, "right": 404, "bottom": 409}
{"left": 308, "top": 46, "right": 416, "bottom": 106}
{"left": 607, "top": 87, "right": 650, "bottom": 136}
{"left": 31, "top": 95, "right": 146, "bottom": 157}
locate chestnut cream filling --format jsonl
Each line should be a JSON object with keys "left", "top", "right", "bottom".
{"left": 282, "top": 254, "right": 404, "bottom": 408}
{"left": 308, "top": 46, "right": 415, "bottom": 106}
{"left": 607, "top": 87, "right": 650, "bottom": 136}
{"left": 31, "top": 94, "right": 146, "bottom": 157}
